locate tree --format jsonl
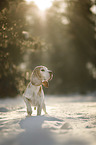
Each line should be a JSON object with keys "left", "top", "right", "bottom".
{"left": 28, "top": 0, "right": 96, "bottom": 94}
{"left": 0, "top": 0, "right": 44, "bottom": 97}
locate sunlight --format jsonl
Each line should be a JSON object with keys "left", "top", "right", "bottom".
{"left": 34, "top": 0, "right": 52, "bottom": 11}
{"left": 25, "top": 0, "right": 53, "bottom": 11}
{"left": 90, "top": 5, "right": 96, "bottom": 14}
{"left": 25, "top": 0, "right": 32, "bottom": 3}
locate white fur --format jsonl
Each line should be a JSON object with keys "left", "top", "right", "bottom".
{"left": 23, "top": 66, "right": 53, "bottom": 116}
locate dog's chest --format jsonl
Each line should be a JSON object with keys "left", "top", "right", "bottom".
{"left": 24, "top": 82, "right": 43, "bottom": 106}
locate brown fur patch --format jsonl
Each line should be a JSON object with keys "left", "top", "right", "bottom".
{"left": 42, "top": 81, "right": 49, "bottom": 88}
{"left": 30, "top": 66, "right": 43, "bottom": 86}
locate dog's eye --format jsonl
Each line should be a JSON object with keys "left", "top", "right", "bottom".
{"left": 41, "top": 69, "right": 45, "bottom": 72}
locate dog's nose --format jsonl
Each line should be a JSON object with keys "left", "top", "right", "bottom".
{"left": 49, "top": 70, "right": 52, "bottom": 75}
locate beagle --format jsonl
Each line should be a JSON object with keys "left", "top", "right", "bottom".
{"left": 23, "top": 66, "right": 53, "bottom": 116}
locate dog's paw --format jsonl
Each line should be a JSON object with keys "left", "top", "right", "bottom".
{"left": 27, "top": 114, "right": 31, "bottom": 117}
{"left": 45, "top": 111, "right": 48, "bottom": 115}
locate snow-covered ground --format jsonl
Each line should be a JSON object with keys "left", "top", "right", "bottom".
{"left": 0, "top": 95, "right": 96, "bottom": 145}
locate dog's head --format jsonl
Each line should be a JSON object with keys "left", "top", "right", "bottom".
{"left": 30, "top": 66, "right": 53, "bottom": 88}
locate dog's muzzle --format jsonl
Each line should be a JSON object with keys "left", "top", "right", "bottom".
{"left": 49, "top": 70, "right": 53, "bottom": 80}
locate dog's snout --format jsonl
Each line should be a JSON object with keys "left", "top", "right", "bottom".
{"left": 49, "top": 70, "right": 53, "bottom": 80}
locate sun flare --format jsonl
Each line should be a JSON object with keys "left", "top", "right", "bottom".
{"left": 25, "top": 0, "right": 53, "bottom": 11}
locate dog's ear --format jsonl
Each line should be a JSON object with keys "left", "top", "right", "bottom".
{"left": 30, "top": 68, "right": 42, "bottom": 86}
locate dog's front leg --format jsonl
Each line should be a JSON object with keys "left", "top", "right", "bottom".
{"left": 42, "top": 102, "right": 47, "bottom": 114}
{"left": 37, "top": 105, "right": 42, "bottom": 116}
{"left": 24, "top": 97, "right": 32, "bottom": 116}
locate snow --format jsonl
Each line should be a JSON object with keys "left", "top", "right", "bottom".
{"left": 0, "top": 95, "right": 96, "bottom": 145}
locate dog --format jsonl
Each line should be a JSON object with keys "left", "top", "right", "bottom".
{"left": 23, "top": 66, "right": 53, "bottom": 116}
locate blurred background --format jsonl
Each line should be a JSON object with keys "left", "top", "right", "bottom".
{"left": 0, "top": 0, "right": 96, "bottom": 97}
